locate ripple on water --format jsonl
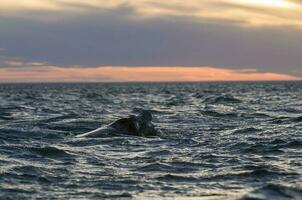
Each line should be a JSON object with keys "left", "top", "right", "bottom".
{"left": 156, "top": 174, "right": 200, "bottom": 183}
{"left": 240, "top": 184, "right": 302, "bottom": 200}
{"left": 203, "top": 95, "right": 242, "bottom": 104}
{"left": 28, "top": 146, "right": 73, "bottom": 158}
{"left": 200, "top": 110, "right": 239, "bottom": 118}
{"left": 233, "top": 127, "right": 262, "bottom": 134}
{"left": 136, "top": 162, "right": 200, "bottom": 173}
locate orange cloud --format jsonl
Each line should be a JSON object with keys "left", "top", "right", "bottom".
{"left": 0, "top": 66, "right": 300, "bottom": 83}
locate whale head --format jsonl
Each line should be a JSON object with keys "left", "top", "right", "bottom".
{"left": 112, "top": 110, "right": 158, "bottom": 137}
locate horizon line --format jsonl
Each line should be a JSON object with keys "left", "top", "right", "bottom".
{"left": 1, "top": 80, "right": 302, "bottom": 84}
{"left": 0, "top": 66, "right": 300, "bottom": 83}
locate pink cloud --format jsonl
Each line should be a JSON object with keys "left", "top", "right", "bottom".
{"left": 0, "top": 66, "right": 300, "bottom": 83}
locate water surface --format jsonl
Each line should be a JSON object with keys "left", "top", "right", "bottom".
{"left": 0, "top": 82, "right": 301, "bottom": 199}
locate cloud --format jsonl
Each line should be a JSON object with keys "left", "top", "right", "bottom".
{"left": 1, "top": 14, "right": 301, "bottom": 76}
{"left": 0, "top": 66, "right": 300, "bottom": 83}
{"left": 1, "top": 0, "right": 302, "bottom": 28}
{"left": 0, "top": 0, "right": 301, "bottom": 78}
{"left": 4, "top": 60, "right": 47, "bottom": 67}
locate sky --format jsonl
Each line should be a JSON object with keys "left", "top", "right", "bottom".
{"left": 0, "top": 0, "right": 301, "bottom": 82}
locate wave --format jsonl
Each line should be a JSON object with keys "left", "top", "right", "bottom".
{"left": 203, "top": 95, "right": 242, "bottom": 104}
{"left": 239, "top": 169, "right": 297, "bottom": 177}
{"left": 143, "top": 149, "right": 172, "bottom": 157}
{"left": 37, "top": 113, "right": 80, "bottom": 123}
{"left": 209, "top": 168, "right": 298, "bottom": 181}
{"left": 201, "top": 110, "right": 238, "bottom": 118}
{"left": 0, "top": 128, "right": 65, "bottom": 142}
{"left": 2, "top": 165, "right": 50, "bottom": 182}
{"left": 291, "top": 116, "right": 302, "bottom": 123}
{"left": 246, "top": 112, "right": 271, "bottom": 118}
{"left": 276, "top": 107, "right": 302, "bottom": 114}
{"left": 136, "top": 162, "right": 199, "bottom": 173}
{"left": 240, "top": 184, "right": 302, "bottom": 200}
{"left": 28, "top": 146, "right": 72, "bottom": 158}
{"left": 269, "top": 116, "right": 302, "bottom": 124}
{"left": 10, "top": 165, "right": 43, "bottom": 175}
{"left": 233, "top": 127, "right": 262, "bottom": 134}
{"left": 0, "top": 115, "right": 14, "bottom": 120}
{"left": 241, "top": 144, "right": 284, "bottom": 154}
{"left": 156, "top": 174, "right": 199, "bottom": 182}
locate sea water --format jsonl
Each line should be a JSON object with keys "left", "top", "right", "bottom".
{"left": 0, "top": 82, "right": 301, "bottom": 199}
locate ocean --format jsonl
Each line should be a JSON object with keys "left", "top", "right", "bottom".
{"left": 0, "top": 82, "right": 301, "bottom": 199}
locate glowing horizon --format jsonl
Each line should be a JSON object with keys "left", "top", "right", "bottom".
{"left": 0, "top": 66, "right": 300, "bottom": 83}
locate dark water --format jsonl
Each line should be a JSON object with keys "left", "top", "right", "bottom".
{"left": 0, "top": 82, "right": 301, "bottom": 199}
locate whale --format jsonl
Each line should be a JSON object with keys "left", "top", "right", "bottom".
{"left": 76, "top": 110, "right": 160, "bottom": 138}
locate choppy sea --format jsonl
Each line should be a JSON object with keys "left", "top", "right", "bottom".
{"left": 0, "top": 82, "right": 301, "bottom": 199}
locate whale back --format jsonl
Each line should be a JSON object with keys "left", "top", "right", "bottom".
{"left": 77, "top": 110, "right": 159, "bottom": 138}
{"left": 111, "top": 118, "right": 139, "bottom": 136}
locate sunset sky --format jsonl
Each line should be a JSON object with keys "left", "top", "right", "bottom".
{"left": 0, "top": 0, "right": 301, "bottom": 82}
